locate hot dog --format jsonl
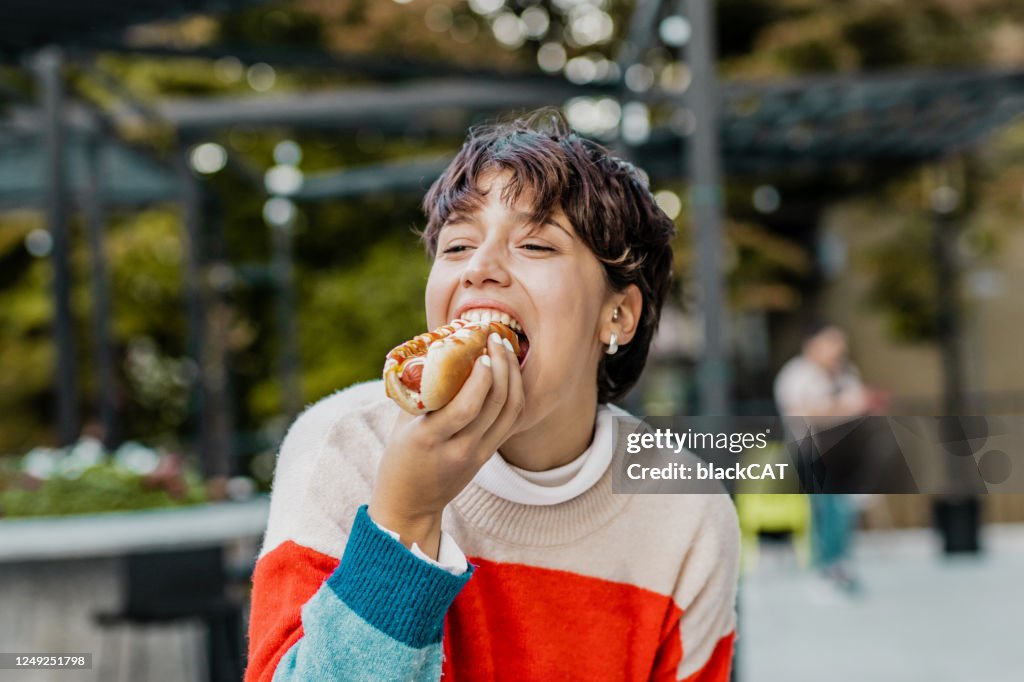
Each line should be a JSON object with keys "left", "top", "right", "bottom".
{"left": 383, "top": 320, "right": 522, "bottom": 415}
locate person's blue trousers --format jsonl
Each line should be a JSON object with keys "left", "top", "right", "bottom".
{"left": 810, "top": 494, "right": 855, "bottom": 568}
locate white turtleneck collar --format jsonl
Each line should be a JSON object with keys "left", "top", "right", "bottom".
{"left": 472, "top": 404, "right": 627, "bottom": 506}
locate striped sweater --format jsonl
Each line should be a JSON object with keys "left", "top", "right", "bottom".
{"left": 246, "top": 380, "right": 739, "bottom": 681}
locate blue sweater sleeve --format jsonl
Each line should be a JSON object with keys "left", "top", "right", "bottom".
{"left": 272, "top": 506, "right": 473, "bottom": 681}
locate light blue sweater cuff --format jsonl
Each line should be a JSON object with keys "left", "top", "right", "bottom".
{"left": 328, "top": 505, "right": 473, "bottom": 648}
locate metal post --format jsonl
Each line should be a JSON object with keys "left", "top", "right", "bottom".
{"left": 685, "top": 8, "right": 743, "bottom": 673}
{"left": 686, "top": 0, "right": 730, "bottom": 415}
{"left": 176, "top": 145, "right": 211, "bottom": 468}
{"left": 933, "top": 212, "right": 964, "bottom": 415}
{"left": 613, "top": 0, "right": 663, "bottom": 159}
{"left": 929, "top": 177, "right": 980, "bottom": 554}
{"left": 82, "top": 124, "right": 119, "bottom": 448}
{"left": 35, "top": 46, "right": 78, "bottom": 445}
{"left": 205, "top": 272, "right": 235, "bottom": 480}
{"left": 272, "top": 217, "right": 302, "bottom": 419}
{"left": 204, "top": 191, "right": 236, "bottom": 481}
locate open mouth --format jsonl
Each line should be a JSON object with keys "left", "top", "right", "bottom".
{"left": 455, "top": 308, "right": 529, "bottom": 367}
{"left": 514, "top": 330, "right": 529, "bottom": 366}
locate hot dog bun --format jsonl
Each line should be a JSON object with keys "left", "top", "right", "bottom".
{"left": 383, "top": 320, "right": 520, "bottom": 415}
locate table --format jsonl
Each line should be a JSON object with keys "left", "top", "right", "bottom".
{"left": 0, "top": 498, "right": 269, "bottom": 682}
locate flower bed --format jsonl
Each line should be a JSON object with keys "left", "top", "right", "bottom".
{"left": 0, "top": 439, "right": 208, "bottom": 518}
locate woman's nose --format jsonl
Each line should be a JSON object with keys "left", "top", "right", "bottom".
{"left": 462, "top": 240, "right": 510, "bottom": 288}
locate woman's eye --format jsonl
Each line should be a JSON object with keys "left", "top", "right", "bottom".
{"left": 521, "top": 243, "right": 555, "bottom": 252}
{"left": 442, "top": 245, "right": 471, "bottom": 254}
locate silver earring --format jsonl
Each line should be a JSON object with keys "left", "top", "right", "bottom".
{"left": 606, "top": 332, "right": 619, "bottom": 355}
{"left": 612, "top": 307, "right": 620, "bottom": 322}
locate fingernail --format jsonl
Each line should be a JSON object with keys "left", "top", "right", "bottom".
{"left": 480, "top": 354, "right": 492, "bottom": 368}
{"left": 502, "top": 338, "right": 514, "bottom": 353}
{"left": 489, "top": 332, "right": 501, "bottom": 344}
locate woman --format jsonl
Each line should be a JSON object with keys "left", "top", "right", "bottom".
{"left": 246, "top": 111, "right": 739, "bottom": 681}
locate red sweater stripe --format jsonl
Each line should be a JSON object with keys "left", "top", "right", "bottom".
{"left": 443, "top": 557, "right": 684, "bottom": 680}
{"left": 248, "top": 542, "right": 733, "bottom": 681}
{"left": 246, "top": 541, "right": 338, "bottom": 682}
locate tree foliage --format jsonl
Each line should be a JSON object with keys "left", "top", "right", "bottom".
{"left": 4, "top": 0, "right": 1024, "bottom": 455}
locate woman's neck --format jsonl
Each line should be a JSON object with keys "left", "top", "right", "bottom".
{"left": 498, "top": 395, "right": 599, "bottom": 472}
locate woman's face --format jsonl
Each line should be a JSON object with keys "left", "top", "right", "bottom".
{"left": 425, "top": 170, "right": 614, "bottom": 433}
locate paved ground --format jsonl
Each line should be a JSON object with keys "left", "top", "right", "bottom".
{"left": 737, "top": 523, "right": 1024, "bottom": 682}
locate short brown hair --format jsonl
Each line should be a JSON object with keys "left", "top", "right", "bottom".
{"left": 421, "top": 109, "right": 676, "bottom": 403}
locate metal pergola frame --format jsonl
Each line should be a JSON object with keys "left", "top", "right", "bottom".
{"left": 5, "top": 0, "right": 1021, "bottom": 487}
{"left": 1, "top": 14, "right": 1008, "bottom": 675}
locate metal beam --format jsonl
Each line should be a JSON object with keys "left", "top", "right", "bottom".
{"left": 73, "top": 42, "right": 569, "bottom": 84}
{"left": 616, "top": 0, "right": 665, "bottom": 71}
{"left": 613, "top": 0, "right": 665, "bottom": 159}
{"left": 0, "top": 0, "right": 268, "bottom": 56}
{"left": 295, "top": 154, "right": 453, "bottom": 201}
{"left": 149, "top": 79, "right": 610, "bottom": 131}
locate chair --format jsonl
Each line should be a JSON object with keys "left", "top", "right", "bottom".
{"left": 94, "top": 546, "right": 245, "bottom": 682}
{"left": 734, "top": 442, "right": 812, "bottom": 571}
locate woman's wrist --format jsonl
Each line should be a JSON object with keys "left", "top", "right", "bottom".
{"left": 367, "top": 498, "right": 444, "bottom": 560}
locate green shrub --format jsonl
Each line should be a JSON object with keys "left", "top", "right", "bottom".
{"left": 0, "top": 452, "right": 207, "bottom": 519}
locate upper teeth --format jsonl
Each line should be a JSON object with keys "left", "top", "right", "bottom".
{"left": 457, "top": 308, "right": 523, "bottom": 332}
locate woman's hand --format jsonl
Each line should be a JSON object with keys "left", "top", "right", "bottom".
{"left": 368, "top": 332, "right": 524, "bottom": 559}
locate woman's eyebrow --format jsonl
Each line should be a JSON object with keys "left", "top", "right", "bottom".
{"left": 512, "top": 210, "right": 574, "bottom": 240}
{"left": 442, "top": 211, "right": 477, "bottom": 226}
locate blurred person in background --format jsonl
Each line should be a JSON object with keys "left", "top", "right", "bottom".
{"left": 774, "top": 321, "right": 877, "bottom": 595}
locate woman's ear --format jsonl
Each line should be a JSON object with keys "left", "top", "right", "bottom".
{"left": 601, "top": 284, "right": 643, "bottom": 347}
